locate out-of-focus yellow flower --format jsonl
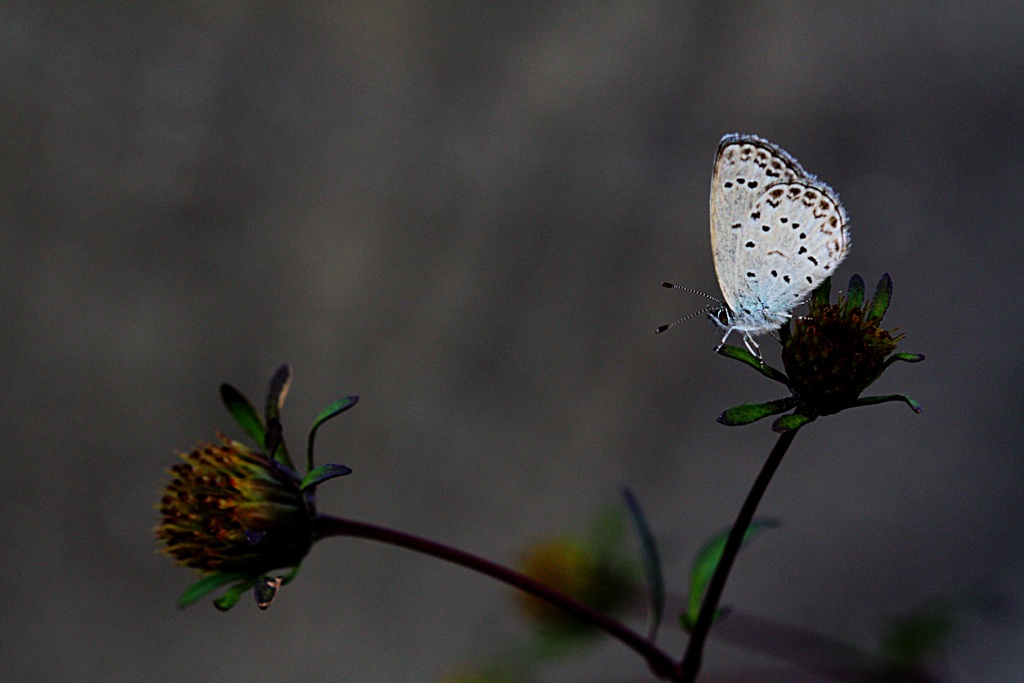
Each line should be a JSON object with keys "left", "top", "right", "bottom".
{"left": 516, "top": 535, "right": 636, "bottom": 635}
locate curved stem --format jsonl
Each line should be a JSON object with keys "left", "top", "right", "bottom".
{"left": 312, "top": 514, "right": 680, "bottom": 680}
{"left": 679, "top": 428, "right": 799, "bottom": 682}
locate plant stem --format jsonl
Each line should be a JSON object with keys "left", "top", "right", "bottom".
{"left": 312, "top": 514, "right": 680, "bottom": 680}
{"left": 679, "top": 428, "right": 799, "bottom": 682}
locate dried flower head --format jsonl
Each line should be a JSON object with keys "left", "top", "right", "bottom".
{"left": 717, "top": 274, "right": 923, "bottom": 431}
{"left": 155, "top": 364, "right": 357, "bottom": 610}
{"left": 156, "top": 436, "right": 312, "bottom": 575}
{"left": 784, "top": 274, "right": 905, "bottom": 415}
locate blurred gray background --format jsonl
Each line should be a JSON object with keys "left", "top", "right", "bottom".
{"left": 2, "top": 3, "right": 1022, "bottom": 682}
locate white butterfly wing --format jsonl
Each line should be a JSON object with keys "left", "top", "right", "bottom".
{"left": 743, "top": 181, "right": 849, "bottom": 313}
{"left": 710, "top": 134, "right": 849, "bottom": 333}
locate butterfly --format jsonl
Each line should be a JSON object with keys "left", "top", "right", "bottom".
{"left": 659, "top": 134, "right": 850, "bottom": 356}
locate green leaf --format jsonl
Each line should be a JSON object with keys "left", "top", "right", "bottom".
{"left": 716, "top": 345, "right": 789, "bottom": 384}
{"left": 679, "top": 611, "right": 697, "bottom": 632}
{"left": 213, "top": 580, "right": 252, "bottom": 611}
{"left": 867, "top": 273, "right": 894, "bottom": 320}
{"left": 264, "top": 420, "right": 295, "bottom": 470}
{"left": 300, "top": 463, "right": 353, "bottom": 491}
{"left": 220, "top": 384, "right": 266, "bottom": 446}
{"left": 881, "top": 603, "right": 956, "bottom": 667}
{"left": 810, "top": 277, "right": 831, "bottom": 307}
{"left": 683, "top": 519, "right": 779, "bottom": 632}
{"left": 772, "top": 412, "right": 814, "bottom": 432}
{"left": 679, "top": 606, "right": 733, "bottom": 633}
{"left": 718, "top": 398, "right": 797, "bottom": 426}
{"left": 884, "top": 352, "right": 925, "bottom": 369}
{"left": 279, "top": 564, "right": 301, "bottom": 585}
{"left": 259, "top": 366, "right": 295, "bottom": 469}
{"left": 177, "top": 572, "right": 249, "bottom": 609}
{"left": 306, "top": 396, "right": 359, "bottom": 472}
{"left": 265, "top": 364, "right": 292, "bottom": 422}
{"left": 846, "top": 274, "right": 865, "bottom": 311}
{"left": 621, "top": 487, "right": 664, "bottom": 641}
{"left": 855, "top": 394, "right": 922, "bottom": 414}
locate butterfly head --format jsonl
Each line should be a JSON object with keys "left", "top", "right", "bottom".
{"left": 708, "top": 306, "right": 733, "bottom": 330}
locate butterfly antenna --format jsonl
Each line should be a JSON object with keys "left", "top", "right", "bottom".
{"left": 660, "top": 282, "right": 722, "bottom": 304}
{"left": 655, "top": 306, "right": 714, "bottom": 334}
{"left": 655, "top": 282, "right": 723, "bottom": 334}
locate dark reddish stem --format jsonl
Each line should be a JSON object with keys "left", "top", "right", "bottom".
{"left": 312, "top": 514, "right": 680, "bottom": 680}
{"left": 679, "top": 428, "right": 798, "bottom": 682}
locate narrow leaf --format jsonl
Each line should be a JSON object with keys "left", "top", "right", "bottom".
{"left": 718, "top": 398, "right": 797, "bottom": 426}
{"left": 855, "top": 394, "right": 922, "bottom": 414}
{"left": 867, "top": 273, "right": 894, "bottom": 320}
{"left": 772, "top": 412, "right": 814, "bottom": 432}
{"left": 680, "top": 606, "right": 733, "bottom": 633}
{"left": 300, "top": 463, "right": 353, "bottom": 491}
{"left": 846, "top": 274, "right": 865, "bottom": 311}
{"left": 306, "top": 396, "right": 359, "bottom": 472}
{"left": 265, "top": 364, "right": 292, "bottom": 422}
{"left": 314, "top": 396, "right": 360, "bottom": 426}
{"left": 621, "top": 487, "right": 664, "bottom": 640}
{"left": 884, "top": 352, "right": 925, "bottom": 369}
{"left": 177, "top": 572, "right": 249, "bottom": 609}
{"left": 716, "top": 345, "right": 789, "bottom": 384}
{"left": 213, "top": 580, "right": 252, "bottom": 611}
{"left": 684, "top": 519, "right": 779, "bottom": 632}
{"left": 220, "top": 384, "right": 266, "bottom": 445}
{"left": 882, "top": 593, "right": 990, "bottom": 668}
{"left": 264, "top": 417, "right": 294, "bottom": 470}
{"left": 279, "top": 564, "right": 301, "bottom": 586}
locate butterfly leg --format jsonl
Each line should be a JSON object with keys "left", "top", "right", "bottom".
{"left": 714, "top": 328, "right": 734, "bottom": 352}
{"left": 742, "top": 332, "right": 763, "bottom": 363}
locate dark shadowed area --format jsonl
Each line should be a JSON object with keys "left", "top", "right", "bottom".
{"left": 2, "top": 3, "right": 1022, "bottom": 682}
